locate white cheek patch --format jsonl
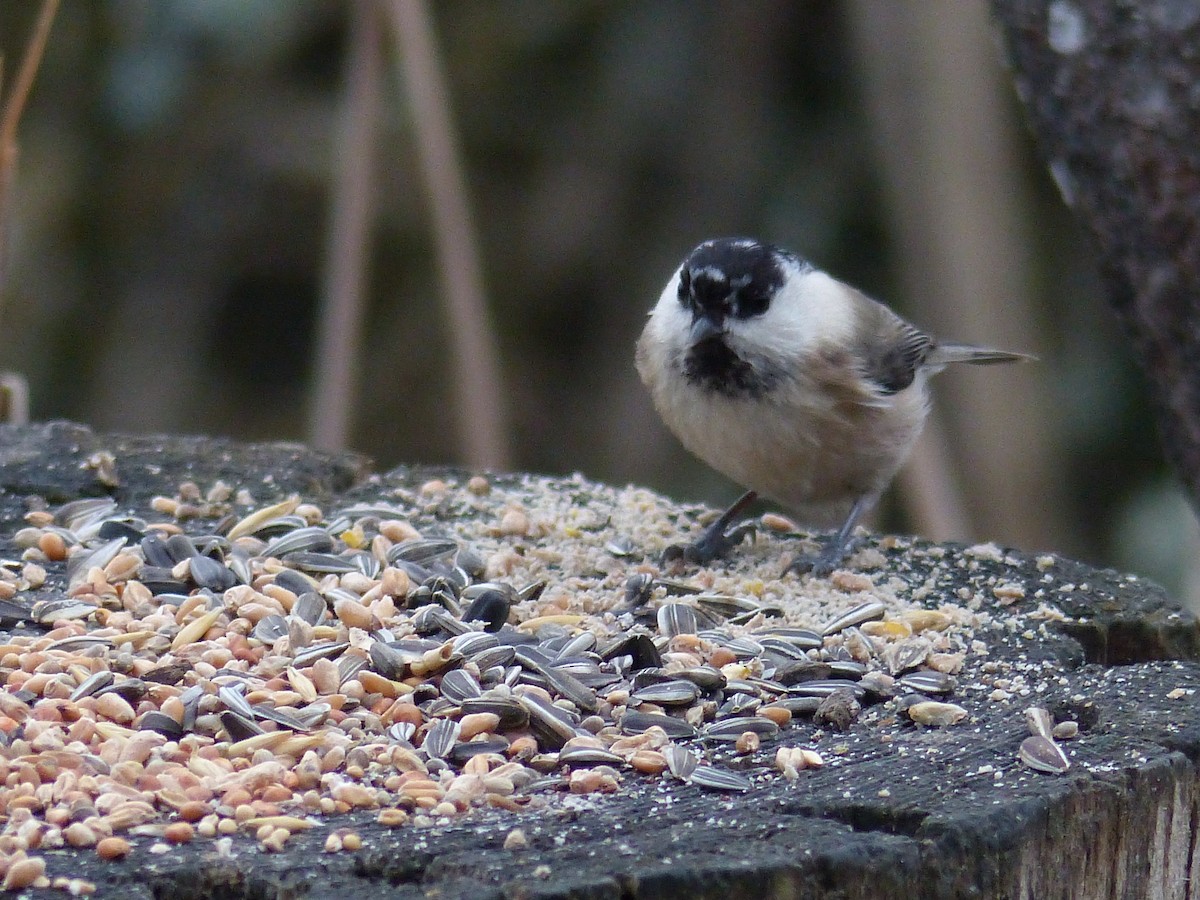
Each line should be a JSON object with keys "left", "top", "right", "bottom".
{"left": 726, "top": 267, "right": 858, "bottom": 361}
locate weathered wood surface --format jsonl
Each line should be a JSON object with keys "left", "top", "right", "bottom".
{"left": 992, "top": 0, "right": 1200, "bottom": 511}
{"left": 1, "top": 422, "right": 1198, "bottom": 899}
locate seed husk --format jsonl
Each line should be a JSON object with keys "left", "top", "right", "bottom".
{"left": 1019, "top": 735, "right": 1070, "bottom": 773}
{"left": 1025, "top": 706, "right": 1054, "bottom": 740}
{"left": 907, "top": 701, "right": 969, "bottom": 727}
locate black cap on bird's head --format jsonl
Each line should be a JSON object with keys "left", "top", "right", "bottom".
{"left": 676, "top": 238, "right": 805, "bottom": 342}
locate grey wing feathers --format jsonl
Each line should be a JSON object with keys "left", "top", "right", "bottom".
{"left": 865, "top": 323, "right": 934, "bottom": 395}
{"left": 848, "top": 285, "right": 1030, "bottom": 394}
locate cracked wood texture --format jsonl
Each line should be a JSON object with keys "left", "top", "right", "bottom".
{"left": 1, "top": 422, "right": 1200, "bottom": 898}
{"left": 992, "top": 0, "right": 1200, "bottom": 510}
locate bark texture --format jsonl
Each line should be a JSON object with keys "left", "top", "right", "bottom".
{"left": 992, "top": 0, "right": 1200, "bottom": 505}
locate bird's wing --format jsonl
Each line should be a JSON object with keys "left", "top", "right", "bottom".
{"left": 850, "top": 293, "right": 934, "bottom": 395}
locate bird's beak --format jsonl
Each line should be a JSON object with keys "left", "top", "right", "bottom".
{"left": 688, "top": 315, "right": 724, "bottom": 345}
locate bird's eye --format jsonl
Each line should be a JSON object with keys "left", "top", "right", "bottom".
{"left": 738, "top": 292, "right": 770, "bottom": 317}
{"left": 676, "top": 270, "right": 692, "bottom": 307}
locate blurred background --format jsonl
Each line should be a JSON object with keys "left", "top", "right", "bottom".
{"left": 1, "top": 1, "right": 1196, "bottom": 604}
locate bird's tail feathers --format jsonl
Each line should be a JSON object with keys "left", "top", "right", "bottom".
{"left": 928, "top": 343, "right": 1033, "bottom": 367}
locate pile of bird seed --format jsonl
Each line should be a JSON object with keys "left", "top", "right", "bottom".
{"left": 0, "top": 469, "right": 1037, "bottom": 891}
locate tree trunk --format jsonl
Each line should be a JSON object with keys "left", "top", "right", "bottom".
{"left": 992, "top": 1, "right": 1200, "bottom": 508}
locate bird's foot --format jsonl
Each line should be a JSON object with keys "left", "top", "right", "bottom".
{"left": 783, "top": 534, "right": 864, "bottom": 577}
{"left": 662, "top": 520, "right": 756, "bottom": 567}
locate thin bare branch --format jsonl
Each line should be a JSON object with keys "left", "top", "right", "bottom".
{"left": 308, "top": 2, "right": 384, "bottom": 451}
{"left": 384, "top": 0, "right": 510, "bottom": 470}
{"left": 895, "top": 415, "right": 972, "bottom": 541}
{"left": 0, "top": 0, "right": 60, "bottom": 297}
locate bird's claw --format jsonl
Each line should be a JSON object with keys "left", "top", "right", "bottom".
{"left": 662, "top": 521, "right": 756, "bottom": 567}
{"left": 783, "top": 535, "right": 863, "bottom": 578}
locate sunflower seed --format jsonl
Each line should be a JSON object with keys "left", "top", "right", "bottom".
{"left": 453, "top": 632, "right": 498, "bottom": 655}
{"left": 96, "top": 678, "right": 148, "bottom": 704}
{"left": 67, "top": 538, "right": 127, "bottom": 588}
{"left": 553, "top": 631, "right": 598, "bottom": 661}
{"left": 291, "top": 592, "right": 328, "bottom": 626}
{"left": 461, "top": 584, "right": 513, "bottom": 632}
{"left": 58, "top": 498, "right": 118, "bottom": 533}
{"left": 138, "top": 711, "right": 184, "bottom": 739}
{"left": 622, "top": 572, "right": 654, "bottom": 609}
{"left": 657, "top": 603, "right": 698, "bottom": 637}
{"left": 337, "top": 653, "right": 369, "bottom": 684}
{"left": 516, "top": 692, "right": 580, "bottom": 749}
{"left": 756, "top": 627, "right": 823, "bottom": 650}
{"left": 218, "top": 684, "right": 256, "bottom": 720}
{"left": 388, "top": 538, "right": 458, "bottom": 568}
{"left": 411, "top": 604, "right": 469, "bottom": 637}
{"left": 690, "top": 766, "right": 753, "bottom": 792}
{"left": 263, "top": 526, "right": 336, "bottom": 558}
{"left": 470, "top": 645, "right": 517, "bottom": 671}
{"left": 142, "top": 663, "right": 190, "bottom": 686}
{"left": 822, "top": 600, "right": 886, "bottom": 636}
{"left": 254, "top": 615, "right": 289, "bottom": 643}
{"left": 664, "top": 743, "right": 698, "bottom": 781}
{"left": 599, "top": 633, "right": 662, "bottom": 671}
{"left": 771, "top": 696, "right": 822, "bottom": 716}
{"left": 189, "top": 554, "right": 237, "bottom": 591}
{"left": 386, "top": 721, "right": 416, "bottom": 744}
{"left": 449, "top": 738, "right": 510, "bottom": 762}
{"left": 788, "top": 680, "right": 867, "bottom": 699}
{"left": 440, "top": 668, "right": 482, "bottom": 703}
{"left": 716, "top": 692, "right": 760, "bottom": 718}
{"left": 460, "top": 697, "right": 529, "bottom": 730}
{"left": 673, "top": 666, "right": 726, "bottom": 691}
{"left": 251, "top": 704, "right": 310, "bottom": 732}
{"left": 285, "top": 552, "right": 356, "bottom": 574}
{"left": 422, "top": 718, "right": 461, "bottom": 759}
{"left": 898, "top": 670, "right": 956, "bottom": 696}
{"left": 292, "top": 641, "right": 350, "bottom": 666}
{"left": 97, "top": 519, "right": 145, "bottom": 544}
{"left": 758, "top": 638, "right": 811, "bottom": 662}
{"left": 631, "top": 679, "right": 700, "bottom": 706}
{"left": 827, "top": 660, "right": 868, "bottom": 680}
{"left": 1019, "top": 735, "right": 1069, "bottom": 773}
{"left": 70, "top": 671, "right": 114, "bottom": 701}
{"left": 274, "top": 568, "right": 317, "bottom": 597}
{"left": 220, "top": 711, "right": 264, "bottom": 742}
{"left": 32, "top": 602, "right": 97, "bottom": 624}
{"left": 540, "top": 666, "right": 599, "bottom": 714}
{"left": 772, "top": 660, "right": 833, "bottom": 686}
{"left": 702, "top": 716, "right": 780, "bottom": 741}
{"left": 45, "top": 635, "right": 112, "bottom": 653}
{"left": 620, "top": 710, "right": 695, "bottom": 740}
{"left": 558, "top": 743, "right": 623, "bottom": 766}
{"left": 721, "top": 637, "right": 764, "bottom": 659}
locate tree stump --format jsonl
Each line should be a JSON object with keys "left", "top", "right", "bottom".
{"left": 0, "top": 422, "right": 1196, "bottom": 898}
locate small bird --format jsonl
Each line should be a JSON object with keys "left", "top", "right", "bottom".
{"left": 636, "top": 237, "right": 1029, "bottom": 575}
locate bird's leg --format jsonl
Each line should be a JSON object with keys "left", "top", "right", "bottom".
{"left": 785, "top": 494, "right": 876, "bottom": 577}
{"left": 663, "top": 490, "right": 758, "bottom": 566}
